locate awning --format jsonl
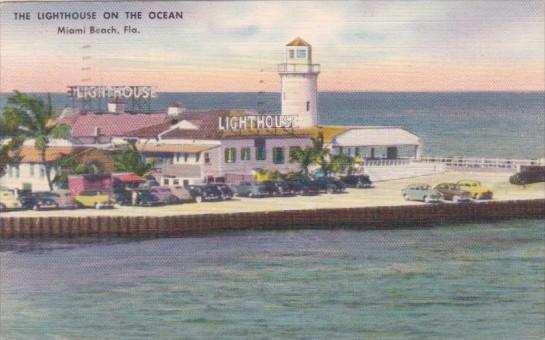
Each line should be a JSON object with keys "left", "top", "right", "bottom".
{"left": 112, "top": 173, "right": 144, "bottom": 182}
{"left": 332, "top": 127, "right": 420, "bottom": 147}
{"left": 137, "top": 143, "right": 218, "bottom": 153}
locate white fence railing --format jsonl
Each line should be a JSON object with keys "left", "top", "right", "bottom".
{"left": 416, "top": 156, "right": 545, "bottom": 169}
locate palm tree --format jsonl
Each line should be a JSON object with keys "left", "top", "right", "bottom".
{"left": 310, "top": 131, "right": 331, "bottom": 176}
{"left": 289, "top": 146, "right": 318, "bottom": 177}
{"left": 53, "top": 155, "right": 105, "bottom": 188}
{"left": 329, "top": 154, "right": 355, "bottom": 175}
{"left": 1, "top": 92, "right": 71, "bottom": 190}
{"left": 113, "top": 142, "right": 154, "bottom": 176}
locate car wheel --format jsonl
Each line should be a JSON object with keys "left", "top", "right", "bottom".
{"left": 0, "top": 203, "right": 6, "bottom": 211}
{"left": 424, "top": 196, "right": 431, "bottom": 203}
{"left": 452, "top": 195, "right": 460, "bottom": 203}
{"left": 94, "top": 202, "right": 101, "bottom": 209}
{"left": 327, "top": 187, "right": 334, "bottom": 194}
{"left": 249, "top": 193, "right": 254, "bottom": 198}
{"left": 403, "top": 194, "right": 410, "bottom": 201}
{"left": 33, "top": 204, "right": 40, "bottom": 211}
{"left": 195, "top": 196, "right": 203, "bottom": 203}
{"left": 473, "top": 193, "right": 479, "bottom": 200}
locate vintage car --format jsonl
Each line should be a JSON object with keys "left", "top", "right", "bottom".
{"left": 0, "top": 189, "right": 22, "bottom": 210}
{"left": 149, "top": 187, "right": 179, "bottom": 204}
{"left": 169, "top": 185, "right": 194, "bottom": 202}
{"left": 340, "top": 174, "right": 373, "bottom": 188}
{"left": 509, "top": 166, "right": 545, "bottom": 185}
{"left": 456, "top": 180, "right": 493, "bottom": 200}
{"left": 433, "top": 183, "right": 472, "bottom": 202}
{"left": 186, "top": 185, "right": 223, "bottom": 202}
{"left": 234, "top": 183, "right": 271, "bottom": 198}
{"left": 74, "top": 191, "right": 114, "bottom": 209}
{"left": 258, "top": 181, "right": 281, "bottom": 196}
{"left": 135, "top": 190, "right": 163, "bottom": 207}
{"left": 207, "top": 184, "right": 235, "bottom": 200}
{"left": 314, "top": 177, "right": 346, "bottom": 193}
{"left": 30, "top": 190, "right": 77, "bottom": 210}
{"left": 284, "top": 179, "right": 321, "bottom": 196}
{"left": 402, "top": 184, "right": 443, "bottom": 203}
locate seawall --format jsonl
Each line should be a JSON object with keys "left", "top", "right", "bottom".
{"left": 1, "top": 199, "right": 543, "bottom": 238}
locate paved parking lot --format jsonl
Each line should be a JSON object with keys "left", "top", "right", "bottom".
{"left": 1, "top": 171, "right": 543, "bottom": 217}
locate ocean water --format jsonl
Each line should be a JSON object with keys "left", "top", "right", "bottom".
{"left": 1, "top": 219, "right": 544, "bottom": 339}
{"left": 1, "top": 92, "right": 544, "bottom": 159}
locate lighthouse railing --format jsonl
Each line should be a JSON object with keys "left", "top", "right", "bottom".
{"left": 277, "top": 63, "right": 320, "bottom": 73}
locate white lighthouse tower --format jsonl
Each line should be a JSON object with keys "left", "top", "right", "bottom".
{"left": 278, "top": 37, "right": 320, "bottom": 127}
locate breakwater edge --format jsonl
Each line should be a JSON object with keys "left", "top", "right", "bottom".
{"left": 1, "top": 199, "right": 543, "bottom": 238}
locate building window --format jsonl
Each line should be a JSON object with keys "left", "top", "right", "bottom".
{"left": 15, "top": 166, "right": 20, "bottom": 178}
{"left": 224, "top": 147, "right": 236, "bottom": 163}
{"left": 163, "top": 178, "right": 169, "bottom": 185}
{"left": 306, "top": 101, "right": 310, "bottom": 112}
{"left": 355, "top": 147, "right": 360, "bottom": 156}
{"left": 241, "top": 147, "right": 251, "bottom": 161}
{"left": 297, "top": 49, "right": 306, "bottom": 58}
{"left": 289, "top": 49, "right": 295, "bottom": 59}
{"left": 204, "top": 153, "right": 210, "bottom": 164}
{"left": 195, "top": 152, "right": 201, "bottom": 162}
{"left": 29, "top": 164, "right": 35, "bottom": 177}
{"left": 183, "top": 153, "right": 189, "bottom": 162}
{"left": 255, "top": 145, "right": 266, "bottom": 161}
{"left": 176, "top": 153, "right": 180, "bottom": 162}
{"left": 173, "top": 179, "right": 179, "bottom": 185}
{"left": 272, "top": 147, "right": 285, "bottom": 164}
{"left": 39, "top": 165, "right": 46, "bottom": 178}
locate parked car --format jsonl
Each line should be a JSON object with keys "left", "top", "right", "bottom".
{"left": 170, "top": 185, "right": 194, "bottom": 202}
{"left": 456, "top": 180, "right": 493, "bottom": 200}
{"left": 74, "top": 191, "right": 114, "bottom": 209}
{"left": 208, "top": 184, "right": 235, "bottom": 200}
{"left": 340, "top": 174, "right": 373, "bottom": 188}
{"left": 402, "top": 184, "right": 443, "bottom": 202}
{"left": 186, "top": 185, "right": 222, "bottom": 202}
{"left": 137, "top": 179, "right": 160, "bottom": 189}
{"left": 509, "top": 166, "right": 545, "bottom": 185}
{"left": 433, "top": 183, "right": 472, "bottom": 202}
{"left": 0, "top": 189, "right": 22, "bottom": 210}
{"left": 18, "top": 191, "right": 39, "bottom": 210}
{"left": 269, "top": 181, "right": 295, "bottom": 196}
{"left": 149, "top": 186, "right": 179, "bottom": 204}
{"left": 135, "top": 190, "right": 163, "bottom": 207}
{"left": 234, "top": 183, "right": 270, "bottom": 198}
{"left": 30, "top": 190, "right": 77, "bottom": 210}
{"left": 259, "top": 181, "right": 281, "bottom": 196}
{"left": 284, "top": 179, "right": 321, "bottom": 196}
{"left": 314, "top": 177, "right": 346, "bottom": 193}
{"left": 112, "top": 190, "right": 131, "bottom": 205}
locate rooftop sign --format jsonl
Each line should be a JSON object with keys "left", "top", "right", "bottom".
{"left": 67, "top": 85, "right": 157, "bottom": 99}
{"left": 219, "top": 115, "right": 297, "bottom": 131}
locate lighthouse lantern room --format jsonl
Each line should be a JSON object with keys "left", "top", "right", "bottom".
{"left": 278, "top": 37, "right": 320, "bottom": 128}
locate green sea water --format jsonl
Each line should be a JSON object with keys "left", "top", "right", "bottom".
{"left": 1, "top": 219, "right": 544, "bottom": 339}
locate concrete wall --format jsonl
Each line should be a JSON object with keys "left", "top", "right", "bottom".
{"left": 1, "top": 199, "right": 543, "bottom": 238}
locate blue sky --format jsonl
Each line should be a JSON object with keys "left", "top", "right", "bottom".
{"left": 1, "top": 1, "right": 543, "bottom": 92}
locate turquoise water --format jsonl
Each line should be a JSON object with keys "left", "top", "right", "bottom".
{"left": 1, "top": 219, "right": 544, "bottom": 339}
{"left": 1, "top": 92, "right": 544, "bottom": 158}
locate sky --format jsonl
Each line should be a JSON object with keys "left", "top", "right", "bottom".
{"left": 0, "top": 1, "right": 543, "bottom": 92}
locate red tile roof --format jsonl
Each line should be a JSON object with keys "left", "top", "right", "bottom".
{"left": 59, "top": 113, "right": 170, "bottom": 138}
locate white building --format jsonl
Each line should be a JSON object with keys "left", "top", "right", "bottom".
{"left": 278, "top": 37, "right": 320, "bottom": 128}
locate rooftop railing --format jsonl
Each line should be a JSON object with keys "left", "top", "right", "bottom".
{"left": 277, "top": 63, "right": 320, "bottom": 73}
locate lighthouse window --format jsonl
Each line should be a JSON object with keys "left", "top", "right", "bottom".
{"left": 297, "top": 49, "right": 306, "bottom": 58}
{"left": 289, "top": 49, "right": 295, "bottom": 59}
{"left": 306, "top": 101, "right": 310, "bottom": 112}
